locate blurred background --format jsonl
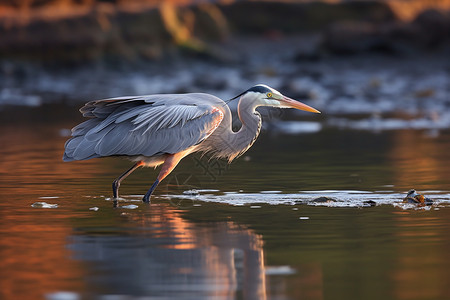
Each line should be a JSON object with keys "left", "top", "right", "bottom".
{"left": 1, "top": 1, "right": 450, "bottom": 300}
{"left": 0, "top": 0, "right": 449, "bottom": 106}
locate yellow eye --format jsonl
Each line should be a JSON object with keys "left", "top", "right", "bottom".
{"left": 267, "top": 92, "right": 273, "bottom": 98}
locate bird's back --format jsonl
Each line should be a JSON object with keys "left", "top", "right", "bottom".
{"left": 63, "top": 93, "right": 227, "bottom": 162}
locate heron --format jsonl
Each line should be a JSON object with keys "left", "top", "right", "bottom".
{"left": 63, "top": 84, "right": 320, "bottom": 203}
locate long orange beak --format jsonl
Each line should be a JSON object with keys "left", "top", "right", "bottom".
{"left": 280, "top": 96, "right": 321, "bottom": 113}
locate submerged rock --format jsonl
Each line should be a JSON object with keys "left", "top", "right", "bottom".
{"left": 311, "top": 196, "right": 336, "bottom": 203}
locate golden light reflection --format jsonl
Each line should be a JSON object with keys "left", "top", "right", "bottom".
{"left": 3, "top": 107, "right": 450, "bottom": 299}
{"left": 387, "top": 130, "right": 450, "bottom": 189}
{"left": 0, "top": 115, "right": 271, "bottom": 299}
{"left": 391, "top": 212, "right": 449, "bottom": 300}
{"left": 0, "top": 123, "right": 102, "bottom": 299}
{"left": 0, "top": 114, "right": 264, "bottom": 300}
{"left": 119, "top": 206, "right": 268, "bottom": 299}
{"left": 0, "top": 124, "right": 101, "bottom": 197}
{"left": 0, "top": 218, "right": 85, "bottom": 300}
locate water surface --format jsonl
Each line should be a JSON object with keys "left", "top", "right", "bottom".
{"left": 1, "top": 105, "right": 450, "bottom": 300}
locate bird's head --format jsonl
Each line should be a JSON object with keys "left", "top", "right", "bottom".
{"left": 236, "top": 84, "right": 320, "bottom": 114}
{"left": 406, "top": 189, "right": 419, "bottom": 198}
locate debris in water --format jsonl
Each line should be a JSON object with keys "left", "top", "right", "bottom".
{"left": 403, "top": 189, "right": 433, "bottom": 206}
{"left": 121, "top": 204, "right": 139, "bottom": 209}
{"left": 89, "top": 207, "right": 99, "bottom": 211}
{"left": 299, "top": 216, "right": 310, "bottom": 220}
{"left": 31, "top": 202, "right": 58, "bottom": 208}
{"left": 250, "top": 205, "right": 262, "bottom": 209}
{"left": 265, "top": 265, "right": 296, "bottom": 275}
{"left": 183, "top": 189, "right": 199, "bottom": 196}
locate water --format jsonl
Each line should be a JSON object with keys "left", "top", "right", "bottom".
{"left": 1, "top": 104, "right": 450, "bottom": 300}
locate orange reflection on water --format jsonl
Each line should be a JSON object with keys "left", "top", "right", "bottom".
{"left": 388, "top": 130, "right": 450, "bottom": 190}
{"left": 0, "top": 122, "right": 98, "bottom": 299}
{"left": 124, "top": 207, "right": 267, "bottom": 299}
{"left": 0, "top": 123, "right": 101, "bottom": 197}
{"left": 0, "top": 216, "right": 84, "bottom": 300}
{"left": 391, "top": 211, "right": 450, "bottom": 300}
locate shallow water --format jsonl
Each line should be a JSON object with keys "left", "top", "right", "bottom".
{"left": 1, "top": 105, "right": 450, "bottom": 300}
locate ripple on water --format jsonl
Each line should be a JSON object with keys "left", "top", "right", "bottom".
{"left": 164, "top": 190, "right": 450, "bottom": 210}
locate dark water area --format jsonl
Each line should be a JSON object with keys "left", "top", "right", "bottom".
{"left": 1, "top": 104, "right": 450, "bottom": 300}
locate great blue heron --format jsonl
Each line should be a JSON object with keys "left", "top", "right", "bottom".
{"left": 63, "top": 84, "right": 320, "bottom": 203}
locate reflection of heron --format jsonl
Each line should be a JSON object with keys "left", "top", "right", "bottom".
{"left": 63, "top": 84, "right": 320, "bottom": 202}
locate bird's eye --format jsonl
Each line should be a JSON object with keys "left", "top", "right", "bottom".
{"left": 266, "top": 92, "right": 273, "bottom": 98}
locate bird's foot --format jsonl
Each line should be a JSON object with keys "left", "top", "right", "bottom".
{"left": 112, "top": 181, "right": 120, "bottom": 199}
{"left": 142, "top": 180, "right": 160, "bottom": 203}
{"left": 142, "top": 194, "right": 151, "bottom": 203}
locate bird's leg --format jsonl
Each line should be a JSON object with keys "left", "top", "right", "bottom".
{"left": 142, "top": 180, "right": 160, "bottom": 203}
{"left": 142, "top": 152, "right": 185, "bottom": 203}
{"left": 112, "top": 161, "right": 144, "bottom": 199}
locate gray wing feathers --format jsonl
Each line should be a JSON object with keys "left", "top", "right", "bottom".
{"left": 64, "top": 94, "right": 224, "bottom": 161}
{"left": 132, "top": 105, "right": 210, "bottom": 132}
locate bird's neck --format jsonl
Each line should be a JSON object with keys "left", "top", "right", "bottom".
{"left": 199, "top": 96, "right": 262, "bottom": 162}
{"left": 237, "top": 97, "right": 262, "bottom": 136}
{"left": 225, "top": 97, "right": 262, "bottom": 161}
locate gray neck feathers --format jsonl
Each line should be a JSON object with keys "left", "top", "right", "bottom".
{"left": 200, "top": 94, "right": 262, "bottom": 162}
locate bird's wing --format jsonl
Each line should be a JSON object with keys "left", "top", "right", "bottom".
{"left": 63, "top": 94, "right": 225, "bottom": 161}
